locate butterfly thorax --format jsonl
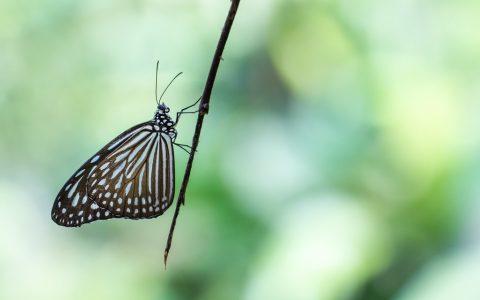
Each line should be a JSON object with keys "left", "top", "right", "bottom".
{"left": 153, "top": 103, "right": 177, "bottom": 141}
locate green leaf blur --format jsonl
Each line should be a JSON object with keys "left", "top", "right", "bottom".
{"left": 1, "top": 1, "right": 479, "bottom": 299}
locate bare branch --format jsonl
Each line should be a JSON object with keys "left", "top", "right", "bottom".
{"left": 164, "top": 0, "right": 241, "bottom": 267}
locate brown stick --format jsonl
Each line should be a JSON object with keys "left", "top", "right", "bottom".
{"left": 164, "top": 0, "right": 241, "bottom": 267}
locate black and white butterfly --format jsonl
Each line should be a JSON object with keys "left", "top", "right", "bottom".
{"left": 51, "top": 64, "right": 198, "bottom": 227}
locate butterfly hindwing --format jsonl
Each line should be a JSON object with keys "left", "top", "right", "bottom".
{"left": 51, "top": 122, "right": 158, "bottom": 227}
{"left": 86, "top": 124, "right": 175, "bottom": 219}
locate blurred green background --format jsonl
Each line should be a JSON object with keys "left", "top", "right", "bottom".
{"left": 1, "top": 0, "right": 480, "bottom": 299}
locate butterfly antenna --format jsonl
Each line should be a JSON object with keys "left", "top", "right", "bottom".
{"left": 158, "top": 72, "right": 183, "bottom": 104}
{"left": 155, "top": 61, "right": 160, "bottom": 105}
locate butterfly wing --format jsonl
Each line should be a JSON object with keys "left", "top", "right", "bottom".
{"left": 86, "top": 126, "right": 175, "bottom": 219}
{"left": 51, "top": 163, "right": 114, "bottom": 227}
{"left": 51, "top": 122, "right": 161, "bottom": 227}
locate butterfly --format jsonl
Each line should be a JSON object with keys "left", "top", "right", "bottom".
{"left": 51, "top": 63, "right": 199, "bottom": 227}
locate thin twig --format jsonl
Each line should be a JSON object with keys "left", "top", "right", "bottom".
{"left": 164, "top": 0, "right": 241, "bottom": 267}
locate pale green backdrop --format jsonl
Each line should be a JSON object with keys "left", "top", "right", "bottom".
{"left": 1, "top": 0, "right": 480, "bottom": 299}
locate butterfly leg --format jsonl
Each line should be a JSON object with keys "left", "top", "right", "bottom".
{"left": 175, "top": 97, "right": 202, "bottom": 125}
{"left": 173, "top": 142, "right": 196, "bottom": 155}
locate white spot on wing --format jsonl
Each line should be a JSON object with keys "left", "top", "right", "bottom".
{"left": 102, "top": 168, "right": 110, "bottom": 176}
{"left": 147, "top": 139, "right": 158, "bottom": 193}
{"left": 138, "top": 166, "right": 145, "bottom": 195}
{"left": 88, "top": 165, "right": 97, "bottom": 177}
{"left": 111, "top": 161, "right": 126, "bottom": 179}
{"left": 72, "top": 193, "right": 80, "bottom": 207}
{"left": 114, "top": 151, "right": 130, "bottom": 163}
{"left": 125, "top": 181, "right": 133, "bottom": 195}
{"left": 160, "top": 134, "right": 167, "bottom": 198}
{"left": 163, "top": 133, "right": 174, "bottom": 200}
{"left": 68, "top": 177, "right": 82, "bottom": 198}
{"left": 115, "top": 175, "right": 123, "bottom": 190}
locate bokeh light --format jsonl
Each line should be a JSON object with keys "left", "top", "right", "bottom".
{"left": 1, "top": 0, "right": 479, "bottom": 299}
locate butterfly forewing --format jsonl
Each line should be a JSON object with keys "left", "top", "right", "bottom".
{"left": 86, "top": 124, "right": 175, "bottom": 219}
{"left": 51, "top": 121, "right": 175, "bottom": 227}
{"left": 51, "top": 161, "right": 115, "bottom": 227}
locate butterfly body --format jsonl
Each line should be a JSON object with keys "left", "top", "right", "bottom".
{"left": 154, "top": 103, "right": 177, "bottom": 141}
{"left": 52, "top": 104, "right": 176, "bottom": 227}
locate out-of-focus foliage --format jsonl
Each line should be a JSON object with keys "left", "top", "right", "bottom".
{"left": 1, "top": 0, "right": 480, "bottom": 299}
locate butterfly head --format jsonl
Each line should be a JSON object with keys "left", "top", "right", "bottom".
{"left": 154, "top": 103, "right": 172, "bottom": 124}
{"left": 157, "top": 103, "right": 170, "bottom": 114}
